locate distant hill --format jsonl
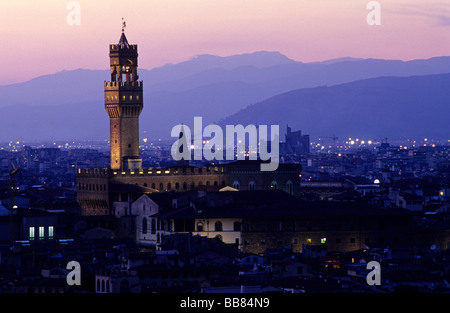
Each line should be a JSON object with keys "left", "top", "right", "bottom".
{"left": 1, "top": 51, "right": 450, "bottom": 141}
{"left": 219, "top": 73, "right": 450, "bottom": 141}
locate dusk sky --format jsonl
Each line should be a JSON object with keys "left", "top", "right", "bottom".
{"left": 1, "top": 0, "right": 450, "bottom": 85}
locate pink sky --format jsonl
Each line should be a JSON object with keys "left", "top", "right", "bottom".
{"left": 1, "top": 0, "right": 449, "bottom": 85}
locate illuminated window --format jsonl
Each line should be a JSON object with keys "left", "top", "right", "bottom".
{"left": 48, "top": 226, "right": 54, "bottom": 239}
{"left": 39, "top": 226, "right": 45, "bottom": 240}
{"left": 29, "top": 227, "right": 35, "bottom": 240}
{"left": 306, "top": 238, "right": 312, "bottom": 244}
{"left": 136, "top": 95, "right": 140, "bottom": 100}
{"left": 129, "top": 95, "right": 133, "bottom": 101}
{"left": 122, "top": 95, "right": 126, "bottom": 101}
{"left": 321, "top": 237, "right": 327, "bottom": 244}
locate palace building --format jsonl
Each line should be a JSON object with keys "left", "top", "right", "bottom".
{"left": 76, "top": 28, "right": 302, "bottom": 216}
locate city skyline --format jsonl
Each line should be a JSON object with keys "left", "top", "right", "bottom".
{"left": 0, "top": 2, "right": 449, "bottom": 296}
{"left": 1, "top": 0, "right": 450, "bottom": 85}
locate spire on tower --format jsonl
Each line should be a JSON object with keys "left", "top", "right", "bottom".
{"left": 119, "top": 18, "right": 129, "bottom": 45}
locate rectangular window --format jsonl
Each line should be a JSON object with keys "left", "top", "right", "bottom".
{"left": 29, "top": 227, "right": 35, "bottom": 240}
{"left": 306, "top": 238, "right": 312, "bottom": 244}
{"left": 39, "top": 226, "right": 45, "bottom": 240}
{"left": 48, "top": 226, "right": 54, "bottom": 239}
{"left": 321, "top": 237, "right": 327, "bottom": 244}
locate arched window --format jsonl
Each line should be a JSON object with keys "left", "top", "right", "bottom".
{"left": 167, "top": 182, "right": 172, "bottom": 190}
{"left": 271, "top": 180, "right": 278, "bottom": 190}
{"left": 175, "top": 182, "right": 179, "bottom": 190}
{"left": 233, "top": 221, "right": 241, "bottom": 231}
{"left": 151, "top": 218, "right": 156, "bottom": 234}
{"left": 286, "top": 180, "right": 293, "bottom": 195}
{"left": 142, "top": 217, "right": 148, "bottom": 234}
{"left": 151, "top": 183, "right": 155, "bottom": 189}
{"left": 215, "top": 221, "right": 223, "bottom": 231}
{"left": 197, "top": 222, "right": 203, "bottom": 232}
{"left": 159, "top": 183, "right": 164, "bottom": 191}
{"left": 248, "top": 181, "right": 256, "bottom": 191}
{"left": 232, "top": 180, "right": 240, "bottom": 190}
{"left": 183, "top": 182, "right": 187, "bottom": 190}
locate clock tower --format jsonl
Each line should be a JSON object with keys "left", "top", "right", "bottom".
{"left": 104, "top": 23, "right": 143, "bottom": 170}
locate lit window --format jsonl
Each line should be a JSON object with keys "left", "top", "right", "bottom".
{"left": 321, "top": 237, "right": 327, "bottom": 244}
{"left": 136, "top": 95, "right": 139, "bottom": 100}
{"left": 48, "top": 226, "right": 54, "bottom": 239}
{"left": 39, "top": 226, "right": 45, "bottom": 240}
{"left": 29, "top": 227, "right": 35, "bottom": 240}
{"left": 306, "top": 238, "right": 312, "bottom": 244}
{"left": 129, "top": 95, "right": 133, "bottom": 101}
{"left": 122, "top": 95, "right": 126, "bottom": 101}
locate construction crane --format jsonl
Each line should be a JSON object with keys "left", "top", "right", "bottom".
{"left": 9, "top": 163, "right": 20, "bottom": 243}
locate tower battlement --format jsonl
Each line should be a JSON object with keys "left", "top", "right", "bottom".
{"left": 104, "top": 81, "right": 143, "bottom": 88}
{"left": 109, "top": 44, "right": 137, "bottom": 52}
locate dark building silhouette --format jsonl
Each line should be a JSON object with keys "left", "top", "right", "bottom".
{"left": 283, "top": 125, "right": 310, "bottom": 154}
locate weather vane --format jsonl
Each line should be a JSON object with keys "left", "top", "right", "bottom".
{"left": 122, "top": 17, "right": 126, "bottom": 32}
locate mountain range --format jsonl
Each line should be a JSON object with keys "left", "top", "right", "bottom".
{"left": 0, "top": 51, "right": 449, "bottom": 142}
